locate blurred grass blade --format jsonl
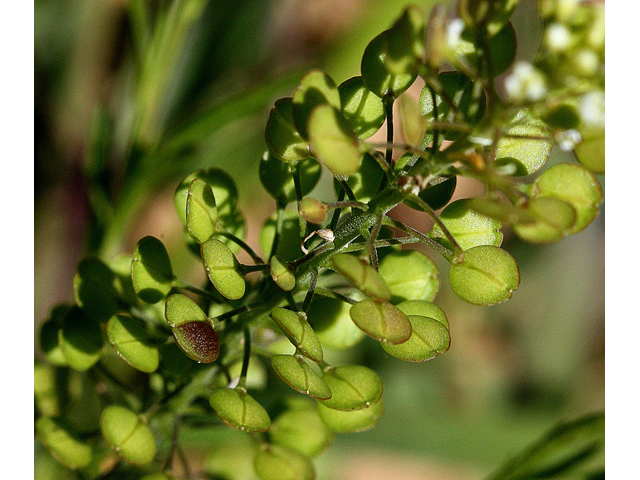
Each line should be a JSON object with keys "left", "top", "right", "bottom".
{"left": 486, "top": 412, "right": 604, "bottom": 480}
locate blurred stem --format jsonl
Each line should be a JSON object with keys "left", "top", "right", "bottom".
{"left": 238, "top": 327, "right": 252, "bottom": 390}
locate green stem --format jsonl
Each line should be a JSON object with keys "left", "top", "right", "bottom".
{"left": 219, "top": 231, "right": 265, "bottom": 264}
{"left": 238, "top": 327, "right": 252, "bottom": 390}
{"left": 381, "top": 215, "right": 455, "bottom": 260}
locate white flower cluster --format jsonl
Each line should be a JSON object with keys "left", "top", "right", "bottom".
{"left": 504, "top": 62, "right": 547, "bottom": 102}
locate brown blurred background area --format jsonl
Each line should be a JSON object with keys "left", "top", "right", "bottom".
{"left": 34, "top": 1, "right": 604, "bottom": 479}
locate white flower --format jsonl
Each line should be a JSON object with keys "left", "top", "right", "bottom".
{"left": 545, "top": 23, "right": 572, "bottom": 52}
{"left": 504, "top": 62, "right": 547, "bottom": 102}
{"left": 573, "top": 49, "right": 599, "bottom": 77}
{"left": 446, "top": 18, "right": 465, "bottom": 50}
{"left": 579, "top": 91, "right": 605, "bottom": 127}
{"left": 556, "top": 129, "right": 582, "bottom": 151}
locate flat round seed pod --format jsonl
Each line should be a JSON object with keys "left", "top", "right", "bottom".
{"left": 209, "top": 388, "right": 271, "bottom": 432}
{"left": 319, "top": 365, "right": 383, "bottom": 411}
{"left": 381, "top": 315, "right": 451, "bottom": 362}
{"left": 36, "top": 417, "right": 92, "bottom": 470}
{"left": 100, "top": 405, "right": 157, "bottom": 465}
{"left": 317, "top": 398, "right": 384, "bottom": 433}
{"left": 349, "top": 298, "right": 412, "bottom": 344}
{"left": 271, "top": 354, "right": 332, "bottom": 399}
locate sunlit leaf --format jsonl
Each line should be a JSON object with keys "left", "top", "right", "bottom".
{"left": 338, "top": 76, "right": 385, "bottom": 139}
{"left": 292, "top": 69, "right": 342, "bottom": 140}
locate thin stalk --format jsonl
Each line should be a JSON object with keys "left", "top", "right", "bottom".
{"left": 404, "top": 194, "right": 462, "bottom": 254}
{"left": 292, "top": 163, "right": 308, "bottom": 241}
{"left": 238, "top": 327, "right": 252, "bottom": 390}
{"left": 368, "top": 212, "right": 384, "bottom": 270}
{"left": 381, "top": 216, "right": 455, "bottom": 260}
{"left": 269, "top": 204, "right": 285, "bottom": 259}
{"left": 329, "top": 187, "right": 346, "bottom": 231}
{"left": 218, "top": 231, "right": 264, "bottom": 264}
{"left": 314, "top": 287, "right": 358, "bottom": 305}
{"left": 301, "top": 269, "right": 318, "bottom": 314}
{"left": 240, "top": 263, "right": 270, "bottom": 275}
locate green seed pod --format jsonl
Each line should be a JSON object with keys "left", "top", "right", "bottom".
{"left": 271, "top": 354, "right": 332, "bottom": 400}
{"left": 319, "top": 364, "right": 383, "bottom": 411}
{"left": 449, "top": 245, "right": 520, "bottom": 306}
{"left": 378, "top": 249, "right": 439, "bottom": 303}
{"left": 307, "top": 296, "right": 366, "bottom": 350}
{"left": 317, "top": 398, "right": 384, "bottom": 433}
{"left": 106, "top": 314, "right": 160, "bottom": 373}
{"left": 209, "top": 388, "right": 271, "bottom": 432}
{"left": 36, "top": 417, "right": 93, "bottom": 470}
{"left": 131, "top": 236, "right": 174, "bottom": 304}
{"left": 100, "top": 405, "right": 157, "bottom": 465}
{"left": 254, "top": 444, "right": 315, "bottom": 480}
{"left": 73, "top": 257, "right": 120, "bottom": 323}
{"left": 292, "top": 69, "right": 342, "bottom": 140}
{"left": 201, "top": 238, "right": 246, "bottom": 300}
{"left": 298, "top": 197, "right": 328, "bottom": 225}
{"left": 530, "top": 163, "right": 603, "bottom": 234}
{"left": 270, "top": 402, "right": 334, "bottom": 458}
{"left": 338, "top": 76, "right": 386, "bottom": 139}
{"left": 361, "top": 30, "right": 417, "bottom": 98}
{"left": 331, "top": 253, "right": 391, "bottom": 301}
{"left": 59, "top": 307, "right": 104, "bottom": 371}
{"left": 265, "top": 97, "right": 311, "bottom": 164}
{"left": 495, "top": 110, "right": 553, "bottom": 176}
{"left": 307, "top": 104, "right": 363, "bottom": 177}
{"left": 270, "top": 256, "right": 296, "bottom": 292}
{"left": 349, "top": 298, "right": 412, "bottom": 344}
{"left": 186, "top": 178, "right": 220, "bottom": 244}
{"left": 380, "top": 315, "right": 451, "bottom": 362}
{"left": 271, "top": 307, "right": 323, "bottom": 363}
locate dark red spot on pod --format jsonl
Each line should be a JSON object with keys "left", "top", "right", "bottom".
{"left": 173, "top": 321, "right": 220, "bottom": 363}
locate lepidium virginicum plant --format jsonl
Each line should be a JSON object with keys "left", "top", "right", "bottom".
{"left": 36, "top": 1, "right": 604, "bottom": 479}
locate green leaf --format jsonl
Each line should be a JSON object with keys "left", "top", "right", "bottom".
{"left": 512, "top": 197, "right": 577, "bottom": 244}
{"left": 495, "top": 110, "right": 552, "bottom": 176}
{"left": 430, "top": 199, "right": 503, "bottom": 251}
{"left": 186, "top": 178, "right": 219, "bottom": 244}
{"left": 361, "top": 30, "right": 417, "bottom": 98}
{"left": 486, "top": 413, "right": 604, "bottom": 480}
{"left": 349, "top": 298, "right": 412, "bottom": 344}
{"left": 270, "top": 307, "right": 323, "bottom": 363}
{"left": 449, "top": 246, "right": 520, "bottom": 306}
{"left": 259, "top": 152, "right": 322, "bottom": 206}
{"left": 331, "top": 253, "right": 391, "bottom": 301}
{"left": 270, "top": 256, "right": 296, "bottom": 292}
{"left": 265, "top": 97, "right": 311, "bottom": 163}
{"left": 419, "top": 176, "right": 457, "bottom": 210}
{"left": 384, "top": 5, "right": 426, "bottom": 75}
{"left": 106, "top": 314, "right": 159, "bottom": 373}
{"left": 419, "top": 71, "right": 485, "bottom": 140}
{"left": 271, "top": 354, "right": 332, "bottom": 400}
{"left": 574, "top": 126, "right": 604, "bottom": 173}
{"left": 317, "top": 398, "right": 384, "bottom": 433}
{"left": 531, "top": 163, "right": 603, "bottom": 234}
{"left": 307, "top": 104, "right": 363, "bottom": 177}
{"left": 36, "top": 417, "right": 93, "bottom": 470}
{"left": 209, "top": 388, "right": 271, "bottom": 432}
{"left": 396, "top": 300, "right": 449, "bottom": 329}
{"left": 270, "top": 402, "right": 334, "bottom": 458}
{"left": 378, "top": 250, "right": 439, "bottom": 303}
{"left": 100, "top": 405, "right": 157, "bottom": 465}
{"left": 319, "top": 365, "right": 383, "bottom": 411}
{"left": 59, "top": 307, "right": 104, "bottom": 371}
{"left": 307, "top": 296, "right": 366, "bottom": 350}
{"left": 338, "top": 76, "right": 386, "bottom": 139}
{"left": 201, "top": 238, "right": 246, "bottom": 300}
{"left": 332, "top": 152, "right": 385, "bottom": 203}
{"left": 131, "top": 236, "right": 174, "bottom": 304}
{"left": 73, "top": 257, "right": 120, "bottom": 322}
{"left": 292, "top": 69, "right": 342, "bottom": 140}
{"left": 165, "top": 294, "right": 220, "bottom": 363}
{"left": 381, "top": 315, "right": 450, "bottom": 362}
{"left": 254, "top": 444, "right": 315, "bottom": 480}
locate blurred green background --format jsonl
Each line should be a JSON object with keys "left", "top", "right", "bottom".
{"left": 34, "top": 0, "right": 604, "bottom": 478}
